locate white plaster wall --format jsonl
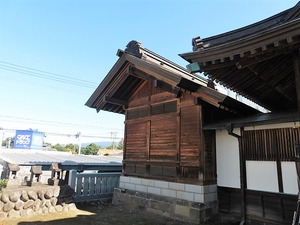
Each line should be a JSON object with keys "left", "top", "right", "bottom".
{"left": 246, "top": 161, "right": 279, "bottom": 192}
{"left": 281, "top": 162, "right": 298, "bottom": 195}
{"left": 216, "top": 129, "right": 240, "bottom": 188}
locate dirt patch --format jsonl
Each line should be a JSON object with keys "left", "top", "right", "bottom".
{"left": 2, "top": 201, "right": 240, "bottom": 225}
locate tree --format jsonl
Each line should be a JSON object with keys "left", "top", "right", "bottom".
{"left": 117, "top": 139, "right": 124, "bottom": 150}
{"left": 81, "top": 143, "right": 100, "bottom": 155}
{"left": 65, "top": 144, "right": 78, "bottom": 154}
{"left": 53, "top": 144, "right": 65, "bottom": 152}
{"left": 2, "top": 137, "right": 14, "bottom": 148}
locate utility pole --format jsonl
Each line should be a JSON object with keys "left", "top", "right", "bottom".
{"left": 0, "top": 128, "right": 3, "bottom": 149}
{"left": 75, "top": 132, "right": 82, "bottom": 155}
{"left": 110, "top": 132, "right": 117, "bottom": 154}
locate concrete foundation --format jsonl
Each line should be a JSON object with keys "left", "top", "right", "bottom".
{"left": 112, "top": 176, "right": 218, "bottom": 224}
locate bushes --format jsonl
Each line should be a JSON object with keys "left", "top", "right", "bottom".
{"left": 0, "top": 179, "right": 8, "bottom": 191}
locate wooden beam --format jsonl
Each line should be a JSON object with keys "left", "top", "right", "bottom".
{"left": 103, "top": 96, "right": 127, "bottom": 107}
{"left": 293, "top": 49, "right": 300, "bottom": 117}
{"left": 153, "top": 79, "right": 182, "bottom": 97}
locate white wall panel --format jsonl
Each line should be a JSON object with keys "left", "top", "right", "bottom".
{"left": 216, "top": 129, "right": 240, "bottom": 188}
{"left": 281, "top": 162, "right": 298, "bottom": 194}
{"left": 246, "top": 161, "right": 278, "bottom": 192}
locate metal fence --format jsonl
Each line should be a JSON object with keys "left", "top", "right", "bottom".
{"left": 69, "top": 171, "right": 121, "bottom": 202}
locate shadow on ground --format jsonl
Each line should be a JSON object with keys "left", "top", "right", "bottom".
{"left": 5, "top": 201, "right": 239, "bottom": 225}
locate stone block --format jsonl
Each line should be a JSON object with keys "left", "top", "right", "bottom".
{"left": 120, "top": 176, "right": 130, "bottom": 183}
{"left": 1, "top": 193, "right": 9, "bottom": 203}
{"left": 135, "top": 184, "right": 147, "bottom": 193}
{"left": 45, "top": 189, "right": 54, "bottom": 199}
{"left": 55, "top": 204, "right": 63, "bottom": 212}
{"left": 37, "top": 190, "right": 45, "bottom": 200}
{"left": 130, "top": 177, "right": 142, "bottom": 185}
{"left": 26, "top": 208, "right": 35, "bottom": 216}
{"left": 9, "top": 191, "right": 21, "bottom": 202}
{"left": 161, "top": 188, "right": 176, "bottom": 198}
{"left": 148, "top": 186, "right": 161, "bottom": 195}
{"left": 141, "top": 178, "right": 154, "bottom": 187}
{"left": 14, "top": 200, "right": 24, "bottom": 210}
{"left": 50, "top": 197, "right": 58, "bottom": 206}
{"left": 124, "top": 182, "right": 136, "bottom": 190}
{"left": 24, "top": 199, "right": 34, "bottom": 209}
{"left": 21, "top": 191, "right": 29, "bottom": 202}
{"left": 185, "top": 184, "right": 203, "bottom": 194}
{"left": 3, "top": 201, "right": 14, "bottom": 212}
{"left": 204, "top": 184, "right": 217, "bottom": 193}
{"left": 8, "top": 209, "right": 20, "bottom": 218}
{"left": 194, "top": 193, "right": 204, "bottom": 203}
{"left": 154, "top": 180, "right": 168, "bottom": 189}
{"left": 27, "top": 191, "right": 38, "bottom": 200}
{"left": 119, "top": 181, "right": 125, "bottom": 188}
{"left": 204, "top": 193, "right": 217, "bottom": 203}
{"left": 176, "top": 191, "right": 194, "bottom": 202}
{"left": 49, "top": 206, "right": 56, "bottom": 213}
{"left": 169, "top": 182, "right": 185, "bottom": 191}
{"left": 174, "top": 205, "right": 190, "bottom": 218}
{"left": 68, "top": 203, "right": 77, "bottom": 211}
{"left": 53, "top": 186, "right": 60, "bottom": 197}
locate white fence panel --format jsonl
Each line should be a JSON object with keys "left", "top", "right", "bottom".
{"left": 69, "top": 171, "right": 121, "bottom": 202}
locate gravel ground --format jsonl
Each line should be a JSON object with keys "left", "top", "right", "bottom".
{"left": 2, "top": 201, "right": 240, "bottom": 225}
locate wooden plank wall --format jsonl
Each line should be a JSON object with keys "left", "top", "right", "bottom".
{"left": 218, "top": 186, "right": 297, "bottom": 225}
{"left": 242, "top": 127, "right": 300, "bottom": 161}
{"left": 123, "top": 81, "right": 217, "bottom": 184}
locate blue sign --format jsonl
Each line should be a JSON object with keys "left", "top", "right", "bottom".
{"left": 14, "top": 130, "right": 44, "bottom": 149}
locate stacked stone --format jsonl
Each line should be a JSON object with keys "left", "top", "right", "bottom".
{"left": 0, "top": 185, "right": 77, "bottom": 219}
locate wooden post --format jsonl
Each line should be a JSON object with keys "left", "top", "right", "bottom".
{"left": 293, "top": 49, "right": 300, "bottom": 118}
{"left": 68, "top": 170, "right": 77, "bottom": 189}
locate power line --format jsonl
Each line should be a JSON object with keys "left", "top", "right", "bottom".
{"left": 0, "top": 128, "right": 123, "bottom": 140}
{"left": 0, "top": 61, "right": 98, "bottom": 89}
{"left": 0, "top": 114, "right": 124, "bottom": 131}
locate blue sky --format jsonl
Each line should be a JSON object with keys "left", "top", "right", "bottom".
{"left": 0, "top": 0, "right": 298, "bottom": 143}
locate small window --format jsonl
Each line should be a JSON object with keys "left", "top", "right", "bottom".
{"left": 151, "top": 101, "right": 177, "bottom": 115}
{"left": 127, "top": 108, "right": 149, "bottom": 120}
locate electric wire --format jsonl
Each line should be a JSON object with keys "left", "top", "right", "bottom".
{"left": 0, "top": 61, "right": 98, "bottom": 89}
{"left": 0, "top": 115, "right": 124, "bottom": 131}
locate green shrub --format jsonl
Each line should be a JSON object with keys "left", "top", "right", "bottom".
{"left": 0, "top": 179, "right": 8, "bottom": 191}
{"left": 104, "top": 153, "right": 109, "bottom": 156}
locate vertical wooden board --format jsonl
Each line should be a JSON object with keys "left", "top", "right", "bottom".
{"left": 135, "top": 164, "right": 147, "bottom": 175}
{"left": 89, "top": 175, "right": 96, "bottom": 196}
{"left": 242, "top": 128, "right": 300, "bottom": 161}
{"left": 150, "top": 165, "right": 163, "bottom": 176}
{"left": 83, "top": 177, "right": 90, "bottom": 197}
{"left": 180, "top": 105, "right": 201, "bottom": 164}
{"left": 124, "top": 163, "right": 136, "bottom": 174}
{"left": 76, "top": 177, "right": 83, "bottom": 197}
{"left": 150, "top": 115, "right": 178, "bottom": 160}
{"left": 162, "top": 166, "right": 177, "bottom": 177}
{"left": 101, "top": 177, "right": 107, "bottom": 194}
{"left": 95, "top": 176, "right": 102, "bottom": 195}
{"left": 203, "top": 130, "right": 216, "bottom": 181}
{"left": 125, "top": 122, "right": 148, "bottom": 160}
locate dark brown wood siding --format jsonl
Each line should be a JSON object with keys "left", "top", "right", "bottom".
{"left": 123, "top": 81, "right": 217, "bottom": 184}
{"left": 150, "top": 115, "right": 178, "bottom": 161}
{"left": 180, "top": 105, "right": 201, "bottom": 166}
{"left": 218, "top": 186, "right": 297, "bottom": 225}
{"left": 125, "top": 122, "right": 148, "bottom": 161}
{"left": 242, "top": 127, "right": 300, "bottom": 161}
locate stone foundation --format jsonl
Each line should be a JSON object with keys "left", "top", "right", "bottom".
{"left": 112, "top": 176, "right": 218, "bottom": 224}
{"left": 0, "top": 185, "right": 76, "bottom": 220}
